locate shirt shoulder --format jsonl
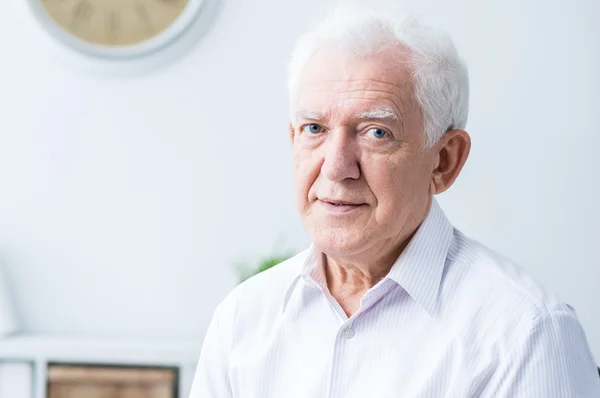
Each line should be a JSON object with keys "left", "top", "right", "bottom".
{"left": 444, "top": 230, "right": 579, "bottom": 354}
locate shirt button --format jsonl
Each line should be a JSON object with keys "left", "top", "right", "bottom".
{"left": 342, "top": 326, "right": 355, "bottom": 339}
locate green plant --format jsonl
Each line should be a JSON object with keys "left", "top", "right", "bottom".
{"left": 236, "top": 252, "right": 295, "bottom": 283}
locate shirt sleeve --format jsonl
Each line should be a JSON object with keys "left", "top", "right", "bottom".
{"left": 485, "top": 310, "right": 600, "bottom": 397}
{"left": 189, "top": 303, "right": 234, "bottom": 398}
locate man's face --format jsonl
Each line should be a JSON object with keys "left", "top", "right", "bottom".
{"left": 290, "top": 45, "right": 437, "bottom": 257}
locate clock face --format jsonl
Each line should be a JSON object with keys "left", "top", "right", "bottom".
{"left": 40, "top": 0, "right": 190, "bottom": 47}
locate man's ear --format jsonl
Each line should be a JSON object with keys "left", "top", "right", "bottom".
{"left": 289, "top": 122, "right": 295, "bottom": 144}
{"left": 429, "top": 129, "right": 471, "bottom": 195}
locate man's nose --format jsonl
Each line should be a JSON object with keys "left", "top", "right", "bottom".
{"left": 320, "top": 130, "right": 360, "bottom": 182}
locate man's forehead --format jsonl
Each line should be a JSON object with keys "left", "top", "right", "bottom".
{"left": 294, "top": 46, "right": 419, "bottom": 123}
{"left": 301, "top": 77, "right": 411, "bottom": 95}
{"left": 295, "top": 78, "right": 412, "bottom": 122}
{"left": 297, "top": 54, "right": 415, "bottom": 115}
{"left": 298, "top": 78, "right": 412, "bottom": 103}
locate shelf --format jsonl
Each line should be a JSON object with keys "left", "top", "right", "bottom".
{"left": 0, "top": 333, "right": 203, "bottom": 366}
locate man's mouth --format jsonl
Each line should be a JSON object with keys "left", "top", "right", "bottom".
{"left": 318, "top": 198, "right": 366, "bottom": 213}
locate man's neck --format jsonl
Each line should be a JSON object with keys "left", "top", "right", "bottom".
{"left": 323, "top": 231, "right": 416, "bottom": 317}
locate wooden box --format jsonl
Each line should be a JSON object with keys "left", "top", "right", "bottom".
{"left": 47, "top": 364, "right": 178, "bottom": 398}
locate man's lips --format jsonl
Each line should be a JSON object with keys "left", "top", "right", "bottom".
{"left": 318, "top": 198, "right": 367, "bottom": 213}
{"left": 320, "top": 198, "right": 363, "bottom": 206}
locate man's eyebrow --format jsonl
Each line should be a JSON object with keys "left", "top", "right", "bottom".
{"left": 294, "top": 109, "right": 325, "bottom": 121}
{"left": 355, "top": 107, "right": 399, "bottom": 121}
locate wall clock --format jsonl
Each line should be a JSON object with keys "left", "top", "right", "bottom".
{"left": 27, "top": 0, "right": 208, "bottom": 60}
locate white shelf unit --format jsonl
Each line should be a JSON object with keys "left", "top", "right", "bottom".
{"left": 0, "top": 333, "right": 202, "bottom": 398}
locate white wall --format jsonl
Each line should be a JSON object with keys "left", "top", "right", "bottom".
{"left": 0, "top": 0, "right": 598, "bottom": 361}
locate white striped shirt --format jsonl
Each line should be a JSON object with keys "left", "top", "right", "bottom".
{"left": 190, "top": 198, "right": 600, "bottom": 397}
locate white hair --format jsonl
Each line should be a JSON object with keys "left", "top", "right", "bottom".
{"left": 287, "top": 2, "right": 469, "bottom": 147}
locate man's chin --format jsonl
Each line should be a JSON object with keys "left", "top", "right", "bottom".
{"left": 309, "top": 228, "right": 371, "bottom": 257}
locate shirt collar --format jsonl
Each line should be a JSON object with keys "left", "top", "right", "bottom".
{"left": 282, "top": 197, "right": 453, "bottom": 316}
{"left": 384, "top": 197, "right": 453, "bottom": 316}
{"left": 280, "top": 246, "right": 321, "bottom": 314}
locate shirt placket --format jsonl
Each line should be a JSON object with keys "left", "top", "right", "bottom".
{"left": 323, "top": 280, "right": 395, "bottom": 398}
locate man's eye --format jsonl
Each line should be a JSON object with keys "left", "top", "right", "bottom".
{"left": 367, "top": 128, "right": 388, "bottom": 139}
{"left": 302, "top": 124, "right": 324, "bottom": 135}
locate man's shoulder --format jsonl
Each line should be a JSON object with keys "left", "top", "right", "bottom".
{"left": 457, "top": 232, "right": 568, "bottom": 307}
{"left": 446, "top": 230, "right": 578, "bottom": 344}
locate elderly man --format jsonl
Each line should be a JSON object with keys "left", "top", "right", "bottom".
{"left": 191, "top": 4, "right": 600, "bottom": 397}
